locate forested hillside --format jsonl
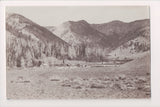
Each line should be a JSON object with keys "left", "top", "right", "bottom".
{"left": 6, "top": 13, "right": 150, "bottom": 67}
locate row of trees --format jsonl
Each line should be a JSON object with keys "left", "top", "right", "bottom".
{"left": 120, "top": 40, "right": 150, "bottom": 53}
{"left": 6, "top": 33, "right": 109, "bottom": 67}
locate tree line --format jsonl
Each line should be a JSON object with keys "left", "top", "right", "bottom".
{"left": 6, "top": 32, "right": 109, "bottom": 68}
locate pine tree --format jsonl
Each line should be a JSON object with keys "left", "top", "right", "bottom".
{"left": 60, "top": 45, "right": 67, "bottom": 64}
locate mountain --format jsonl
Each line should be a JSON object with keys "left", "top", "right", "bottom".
{"left": 91, "top": 19, "right": 149, "bottom": 38}
{"left": 92, "top": 20, "right": 127, "bottom": 37}
{"left": 46, "top": 20, "right": 109, "bottom": 47}
{"left": 6, "top": 13, "right": 150, "bottom": 67}
{"left": 107, "top": 20, "right": 150, "bottom": 59}
{"left": 91, "top": 19, "right": 149, "bottom": 46}
{"left": 47, "top": 19, "right": 150, "bottom": 49}
{"left": 6, "top": 13, "right": 69, "bottom": 67}
{"left": 6, "top": 13, "right": 68, "bottom": 44}
{"left": 46, "top": 19, "right": 150, "bottom": 60}
{"left": 47, "top": 19, "right": 150, "bottom": 59}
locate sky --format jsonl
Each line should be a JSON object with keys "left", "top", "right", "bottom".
{"left": 6, "top": 6, "right": 149, "bottom": 26}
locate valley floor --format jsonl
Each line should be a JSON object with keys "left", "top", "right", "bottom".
{"left": 6, "top": 55, "right": 150, "bottom": 99}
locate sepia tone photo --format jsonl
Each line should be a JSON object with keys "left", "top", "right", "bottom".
{"left": 6, "top": 6, "right": 150, "bottom": 99}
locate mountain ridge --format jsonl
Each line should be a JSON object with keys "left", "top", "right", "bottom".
{"left": 47, "top": 20, "right": 109, "bottom": 47}
{"left": 6, "top": 13, "right": 150, "bottom": 67}
{"left": 6, "top": 13, "right": 69, "bottom": 45}
{"left": 6, "top": 13, "right": 70, "bottom": 67}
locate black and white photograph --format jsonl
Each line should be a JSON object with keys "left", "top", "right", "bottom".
{"left": 6, "top": 6, "right": 151, "bottom": 99}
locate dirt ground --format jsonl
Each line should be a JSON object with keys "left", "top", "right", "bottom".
{"left": 6, "top": 55, "right": 150, "bottom": 99}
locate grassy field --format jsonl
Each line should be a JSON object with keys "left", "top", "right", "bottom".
{"left": 6, "top": 54, "right": 150, "bottom": 99}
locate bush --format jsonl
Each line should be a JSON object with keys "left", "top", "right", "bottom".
{"left": 32, "top": 60, "right": 42, "bottom": 67}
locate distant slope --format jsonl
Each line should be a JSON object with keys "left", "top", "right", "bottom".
{"left": 91, "top": 19, "right": 149, "bottom": 38}
{"left": 46, "top": 20, "right": 109, "bottom": 47}
{"left": 91, "top": 19, "right": 150, "bottom": 48}
{"left": 108, "top": 24, "right": 150, "bottom": 59}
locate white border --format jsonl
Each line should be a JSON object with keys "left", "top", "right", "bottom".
{"left": 1, "top": 1, "right": 160, "bottom": 107}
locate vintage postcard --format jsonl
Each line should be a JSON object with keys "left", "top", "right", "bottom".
{"left": 6, "top": 6, "right": 150, "bottom": 99}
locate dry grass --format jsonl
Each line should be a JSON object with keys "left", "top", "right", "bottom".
{"left": 6, "top": 54, "right": 150, "bottom": 99}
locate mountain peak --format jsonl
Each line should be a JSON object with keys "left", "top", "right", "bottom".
{"left": 77, "top": 20, "right": 88, "bottom": 24}
{"left": 107, "top": 20, "right": 125, "bottom": 25}
{"left": 6, "top": 12, "right": 14, "bottom": 19}
{"left": 6, "top": 13, "right": 69, "bottom": 45}
{"left": 6, "top": 13, "right": 26, "bottom": 19}
{"left": 63, "top": 20, "right": 89, "bottom": 25}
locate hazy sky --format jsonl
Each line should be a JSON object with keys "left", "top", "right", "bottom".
{"left": 6, "top": 6, "right": 149, "bottom": 26}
